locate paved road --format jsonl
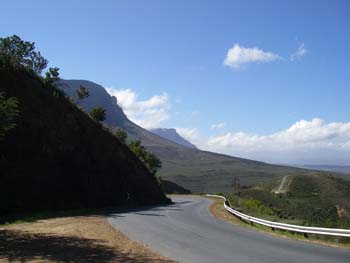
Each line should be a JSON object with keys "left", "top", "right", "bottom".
{"left": 108, "top": 197, "right": 350, "bottom": 263}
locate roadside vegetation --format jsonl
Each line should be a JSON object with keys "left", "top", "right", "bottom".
{"left": 222, "top": 173, "right": 350, "bottom": 243}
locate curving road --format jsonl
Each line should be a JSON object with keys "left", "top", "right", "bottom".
{"left": 108, "top": 197, "right": 350, "bottom": 263}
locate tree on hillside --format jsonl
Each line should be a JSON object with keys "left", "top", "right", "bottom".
{"left": 128, "top": 140, "right": 162, "bottom": 175}
{"left": 144, "top": 152, "right": 162, "bottom": 175}
{"left": 44, "top": 67, "right": 60, "bottom": 85}
{"left": 0, "top": 93, "right": 19, "bottom": 140}
{"left": 115, "top": 128, "right": 127, "bottom": 143}
{"left": 76, "top": 85, "right": 90, "bottom": 100}
{"left": 89, "top": 106, "right": 106, "bottom": 122}
{"left": 0, "top": 35, "right": 48, "bottom": 73}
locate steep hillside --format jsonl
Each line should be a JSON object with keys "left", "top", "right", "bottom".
{"left": 150, "top": 128, "right": 197, "bottom": 149}
{"left": 0, "top": 70, "right": 168, "bottom": 215}
{"left": 57, "top": 80, "right": 316, "bottom": 193}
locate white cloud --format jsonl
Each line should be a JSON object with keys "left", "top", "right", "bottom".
{"left": 176, "top": 127, "right": 201, "bottom": 145}
{"left": 203, "top": 119, "right": 350, "bottom": 165}
{"left": 290, "top": 43, "right": 307, "bottom": 61}
{"left": 224, "top": 43, "right": 281, "bottom": 69}
{"left": 211, "top": 122, "right": 227, "bottom": 129}
{"left": 106, "top": 88, "right": 170, "bottom": 129}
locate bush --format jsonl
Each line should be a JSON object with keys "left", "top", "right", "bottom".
{"left": 89, "top": 106, "right": 106, "bottom": 122}
{"left": 242, "top": 199, "right": 274, "bottom": 217}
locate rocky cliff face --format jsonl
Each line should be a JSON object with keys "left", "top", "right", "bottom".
{"left": 150, "top": 128, "right": 197, "bottom": 149}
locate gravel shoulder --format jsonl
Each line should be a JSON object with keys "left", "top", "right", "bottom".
{"left": 0, "top": 215, "right": 177, "bottom": 263}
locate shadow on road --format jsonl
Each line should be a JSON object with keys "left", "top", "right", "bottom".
{"left": 0, "top": 201, "right": 184, "bottom": 225}
{"left": 0, "top": 229, "right": 173, "bottom": 263}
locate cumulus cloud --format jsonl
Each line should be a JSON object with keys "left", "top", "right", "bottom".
{"left": 204, "top": 119, "right": 350, "bottom": 164}
{"left": 290, "top": 43, "right": 307, "bottom": 61}
{"left": 176, "top": 127, "right": 201, "bottom": 144}
{"left": 224, "top": 43, "right": 281, "bottom": 69}
{"left": 106, "top": 88, "right": 170, "bottom": 129}
{"left": 211, "top": 122, "right": 227, "bottom": 129}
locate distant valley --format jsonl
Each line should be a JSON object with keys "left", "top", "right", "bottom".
{"left": 300, "top": 165, "right": 350, "bottom": 174}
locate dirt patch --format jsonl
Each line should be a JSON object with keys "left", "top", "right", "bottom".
{"left": 0, "top": 216, "right": 177, "bottom": 263}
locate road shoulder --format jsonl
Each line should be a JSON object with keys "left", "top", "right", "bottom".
{"left": 0, "top": 215, "right": 177, "bottom": 263}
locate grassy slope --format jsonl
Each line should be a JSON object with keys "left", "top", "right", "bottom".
{"left": 114, "top": 115, "right": 316, "bottom": 193}
{"left": 226, "top": 173, "right": 350, "bottom": 228}
{"left": 0, "top": 70, "right": 167, "bottom": 215}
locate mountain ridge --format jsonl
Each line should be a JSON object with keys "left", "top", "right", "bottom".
{"left": 57, "top": 79, "right": 325, "bottom": 193}
{"left": 150, "top": 128, "right": 197, "bottom": 149}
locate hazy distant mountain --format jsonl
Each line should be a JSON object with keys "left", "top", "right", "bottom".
{"left": 300, "top": 165, "right": 350, "bottom": 174}
{"left": 150, "top": 128, "right": 197, "bottom": 149}
{"left": 57, "top": 79, "right": 323, "bottom": 193}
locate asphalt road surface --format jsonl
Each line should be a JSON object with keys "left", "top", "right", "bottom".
{"left": 108, "top": 196, "right": 350, "bottom": 263}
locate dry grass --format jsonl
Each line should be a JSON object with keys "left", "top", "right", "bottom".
{"left": 0, "top": 215, "right": 177, "bottom": 263}
{"left": 206, "top": 196, "right": 350, "bottom": 250}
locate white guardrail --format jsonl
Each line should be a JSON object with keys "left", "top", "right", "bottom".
{"left": 206, "top": 194, "right": 350, "bottom": 237}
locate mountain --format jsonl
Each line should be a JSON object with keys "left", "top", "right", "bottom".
{"left": 150, "top": 128, "right": 197, "bottom": 149}
{"left": 57, "top": 79, "right": 324, "bottom": 193}
{"left": 300, "top": 165, "right": 350, "bottom": 174}
{"left": 0, "top": 70, "right": 168, "bottom": 215}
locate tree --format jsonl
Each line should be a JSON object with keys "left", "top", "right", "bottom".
{"left": 44, "top": 67, "right": 60, "bottom": 85}
{"left": 115, "top": 128, "right": 127, "bottom": 143}
{"left": 128, "top": 140, "right": 162, "bottom": 175}
{"left": 0, "top": 93, "right": 19, "bottom": 140}
{"left": 89, "top": 106, "right": 106, "bottom": 122}
{"left": 76, "top": 85, "right": 90, "bottom": 100}
{"left": 0, "top": 35, "right": 48, "bottom": 73}
{"left": 144, "top": 152, "right": 162, "bottom": 175}
{"left": 128, "top": 140, "right": 145, "bottom": 158}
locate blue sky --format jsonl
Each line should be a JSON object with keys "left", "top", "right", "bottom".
{"left": 2, "top": 0, "right": 350, "bottom": 164}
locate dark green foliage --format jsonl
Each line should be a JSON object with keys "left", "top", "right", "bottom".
{"left": 44, "top": 67, "right": 60, "bottom": 85}
{"left": 0, "top": 93, "right": 19, "bottom": 139}
{"left": 115, "top": 128, "right": 127, "bottom": 143}
{"left": 76, "top": 85, "right": 90, "bottom": 100}
{"left": 242, "top": 199, "right": 274, "bottom": 217}
{"left": 0, "top": 35, "right": 47, "bottom": 74}
{"left": 0, "top": 69, "right": 168, "bottom": 215}
{"left": 89, "top": 106, "right": 106, "bottom": 122}
{"left": 128, "top": 140, "right": 162, "bottom": 175}
{"left": 303, "top": 206, "right": 339, "bottom": 228}
{"left": 144, "top": 152, "right": 162, "bottom": 175}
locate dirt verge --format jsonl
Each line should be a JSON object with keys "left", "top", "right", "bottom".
{"left": 0, "top": 215, "right": 177, "bottom": 263}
